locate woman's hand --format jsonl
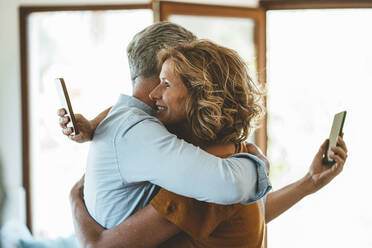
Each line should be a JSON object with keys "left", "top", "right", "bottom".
{"left": 306, "top": 136, "right": 348, "bottom": 194}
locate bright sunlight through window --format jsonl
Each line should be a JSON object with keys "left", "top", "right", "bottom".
{"left": 267, "top": 9, "right": 372, "bottom": 248}
{"left": 28, "top": 9, "right": 152, "bottom": 238}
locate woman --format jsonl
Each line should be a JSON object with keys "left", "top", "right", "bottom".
{"left": 69, "top": 40, "right": 348, "bottom": 247}
{"left": 147, "top": 39, "right": 266, "bottom": 247}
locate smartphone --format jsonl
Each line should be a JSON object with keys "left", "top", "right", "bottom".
{"left": 55, "top": 78, "right": 79, "bottom": 135}
{"left": 323, "top": 111, "right": 347, "bottom": 165}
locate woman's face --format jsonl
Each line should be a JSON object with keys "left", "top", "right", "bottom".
{"left": 149, "top": 59, "right": 188, "bottom": 125}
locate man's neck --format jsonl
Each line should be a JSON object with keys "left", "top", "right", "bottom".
{"left": 132, "top": 76, "right": 159, "bottom": 109}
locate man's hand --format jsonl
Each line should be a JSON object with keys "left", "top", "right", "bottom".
{"left": 57, "top": 108, "right": 94, "bottom": 143}
{"left": 306, "top": 136, "right": 348, "bottom": 194}
{"left": 244, "top": 142, "right": 270, "bottom": 176}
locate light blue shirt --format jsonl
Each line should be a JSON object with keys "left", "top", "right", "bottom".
{"left": 84, "top": 95, "right": 271, "bottom": 228}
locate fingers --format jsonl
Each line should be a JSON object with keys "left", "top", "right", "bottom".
{"left": 337, "top": 136, "right": 348, "bottom": 154}
{"left": 68, "top": 133, "right": 89, "bottom": 143}
{"left": 329, "top": 136, "right": 348, "bottom": 161}
{"left": 244, "top": 142, "right": 259, "bottom": 156}
{"left": 317, "top": 139, "right": 328, "bottom": 157}
{"left": 59, "top": 116, "right": 70, "bottom": 128}
{"left": 328, "top": 154, "right": 345, "bottom": 175}
{"left": 331, "top": 146, "right": 348, "bottom": 161}
{"left": 329, "top": 154, "right": 344, "bottom": 167}
{"left": 69, "top": 134, "right": 81, "bottom": 141}
{"left": 62, "top": 127, "right": 73, "bottom": 136}
{"left": 57, "top": 108, "right": 67, "bottom": 116}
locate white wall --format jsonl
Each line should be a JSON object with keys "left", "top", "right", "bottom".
{"left": 0, "top": 0, "right": 258, "bottom": 226}
{"left": 0, "top": 0, "right": 24, "bottom": 225}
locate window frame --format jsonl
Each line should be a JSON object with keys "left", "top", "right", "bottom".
{"left": 260, "top": 0, "right": 372, "bottom": 10}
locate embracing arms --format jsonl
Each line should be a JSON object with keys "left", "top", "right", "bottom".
{"left": 59, "top": 107, "right": 270, "bottom": 205}
{"left": 70, "top": 178, "right": 179, "bottom": 248}
{"left": 69, "top": 142, "right": 268, "bottom": 248}
{"left": 69, "top": 138, "right": 347, "bottom": 248}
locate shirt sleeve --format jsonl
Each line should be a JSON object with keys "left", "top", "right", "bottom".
{"left": 232, "top": 153, "right": 272, "bottom": 205}
{"left": 115, "top": 113, "right": 271, "bottom": 205}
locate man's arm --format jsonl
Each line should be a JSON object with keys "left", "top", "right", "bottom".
{"left": 70, "top": 177, "right": 180, "bottom": 248}
{"left": 116, "top": 115, "right": 270, "bottom": 205}
{"left": 265, "top": 137, "right": 348, "bottom": 223}
{"left": 59, "top": 107, "right": 270, "bottom": 205}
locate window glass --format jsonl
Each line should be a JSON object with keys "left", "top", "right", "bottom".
{"left": 170, "top": 15, "right": 257, "bottom": 82}
{"left": 267, "top": 9, "right": 372, "bottom": 247}
{"left": 28, "top": 9, "right": 152, "bottom": 237}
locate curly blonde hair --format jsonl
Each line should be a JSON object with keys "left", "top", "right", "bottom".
{"left": 157, "top": 40, "right": 265, "bottom": 144}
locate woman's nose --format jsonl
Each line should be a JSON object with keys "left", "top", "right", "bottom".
{"left": 149, "top": 84, "right": 162, "bottom": 101}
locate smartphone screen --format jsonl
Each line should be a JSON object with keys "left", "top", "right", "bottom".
{"left": 55, "top": 78, "right": 79, "bottom": 135}
{"left": 324, "top": 111, "right": 346, "bottom": 164}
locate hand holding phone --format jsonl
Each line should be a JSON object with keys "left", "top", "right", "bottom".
{"left": 55, "top": 78, "right": 79, "bottom": 135}
{"left": 323, "top": 111, "right": 347, "bottom": 165}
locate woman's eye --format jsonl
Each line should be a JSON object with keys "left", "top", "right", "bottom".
{"left": 164, "top": 81, "right": 170, "bottom": 88}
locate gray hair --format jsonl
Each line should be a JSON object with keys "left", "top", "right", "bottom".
{"left": 127, "top": 21, "right": 197, "bottom": 83}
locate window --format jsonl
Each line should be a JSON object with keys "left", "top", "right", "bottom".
{"left": 22, "top": 6, "right": 152, "bottom": 237}
{"left": 266, "top": 9, "right": 372, "bottom": 247}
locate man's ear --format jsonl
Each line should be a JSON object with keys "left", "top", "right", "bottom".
{"left": 133, "top": 76, "right": 160, "bottom": 109}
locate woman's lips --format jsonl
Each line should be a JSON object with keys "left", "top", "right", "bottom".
{"left": 156, "top": 105, "right": 167, "bottom": 113}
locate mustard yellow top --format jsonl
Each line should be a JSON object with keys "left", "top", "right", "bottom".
{"left": 151, "top": 142, "right": 265, "bottom": 248}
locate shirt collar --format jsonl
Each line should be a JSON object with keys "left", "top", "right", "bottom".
{"left": 116, "top": 94, "right": 156, "bottom": 116}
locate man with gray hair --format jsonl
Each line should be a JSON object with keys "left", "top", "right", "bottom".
{"left": 60, "top": 21, "right": 270, "bottom": 247}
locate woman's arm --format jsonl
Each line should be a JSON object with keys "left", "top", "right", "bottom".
{"left": 70, "top": 177, "right": 180, "bottom": 248}
{"left": 265, "top": 137, "right": 348, "bottom": 223}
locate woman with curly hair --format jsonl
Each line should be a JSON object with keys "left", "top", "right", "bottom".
{"left": 152, "top": 39, "right": 264, "bottom": 147}
{"left": 146, "top": 39, "right": 266, "bottom": 247}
